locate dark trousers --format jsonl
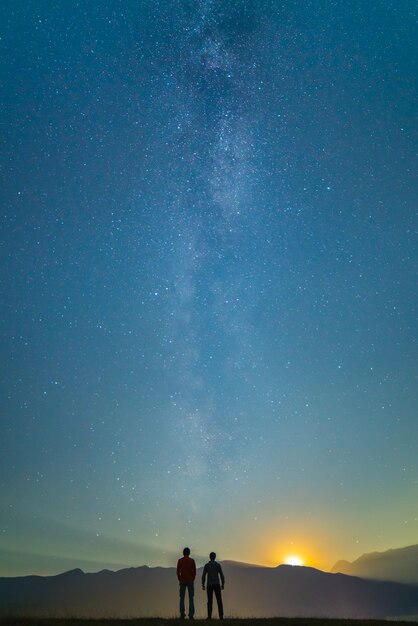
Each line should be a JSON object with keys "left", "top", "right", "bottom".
{"left": 179, "top": 582, "right": 195, "bottom": 618}
{"left": 207, "top": 584, "right": 223, "bottom": 618}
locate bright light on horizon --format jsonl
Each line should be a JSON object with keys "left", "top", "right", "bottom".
{"left": 285, "top": 556, "right": 304, "bottom": 566}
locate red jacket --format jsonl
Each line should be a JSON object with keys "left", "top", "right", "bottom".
{"left": 177, "top": 556, "right": 196, "bottom": 583}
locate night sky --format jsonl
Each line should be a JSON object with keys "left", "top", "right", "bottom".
{"left": 1, "top": 1, "right": 417, "bottom": 577}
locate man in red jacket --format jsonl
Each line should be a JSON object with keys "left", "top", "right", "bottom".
{"left": 177, "top": 547, "right": 197, "bottom": 619}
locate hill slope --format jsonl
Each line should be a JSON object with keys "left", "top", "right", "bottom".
{"left": 332, "top": 544, "right": 418, "bottom": 584}
{"left": 1, "top": 562, "right": 418, "bottom": 618}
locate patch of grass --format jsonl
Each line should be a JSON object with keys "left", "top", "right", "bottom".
{"left": 0, "top": 617, "right": 418, "bottom": 626}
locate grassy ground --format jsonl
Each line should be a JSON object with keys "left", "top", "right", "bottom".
{"left": 0, "top": 617, "right": 416, "bottom": 626}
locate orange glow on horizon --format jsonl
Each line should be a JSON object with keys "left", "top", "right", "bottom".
{"left": 285, "top": 555, "right": 304, "bottom": 566}
{"left": 247, "top": 520, "right": 346, "bottom": 572}
{"left": 264, "top": 538, "right": 323, "bottom": 570}
{"left": 245, "top": 523, "right": 338, "bottom": 571}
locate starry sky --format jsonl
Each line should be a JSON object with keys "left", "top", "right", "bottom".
{"left": 1, "top": 0, "right": 417, "bottom": 577}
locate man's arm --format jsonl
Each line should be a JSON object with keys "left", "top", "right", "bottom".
{"left": 202, "top": 563, "right": 207, "bottom": 588}
{"left": 176, "top": 559, "right": 181, "bottom": 581}
{"left": 192, "top": 558, "right": 196, "bottom": 580}
{"left": 219, "top": 564, "right": 225, "bottom": 588}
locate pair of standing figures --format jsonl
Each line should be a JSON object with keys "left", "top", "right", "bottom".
{"left": 177, "top": 547, "right": 225, "bottom": 619}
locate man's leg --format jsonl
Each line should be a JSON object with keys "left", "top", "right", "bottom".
{"left": 179, "top": 583, "right": 186, "bottom": 618}
{"left": 214, "top": 585, "right": 224, "bottom": 619}
{"left": 207, "top": 585, "right": 214, "bottom": 618}
{"left": 187, "top": 582, "right": 195, "bottom": 618}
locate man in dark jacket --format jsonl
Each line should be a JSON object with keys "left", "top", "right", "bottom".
{"left": 202, "top": 552, "right": 225, "bottom": 619}
{"left": 177, "top": 547, "right": 197, "bottom": 619}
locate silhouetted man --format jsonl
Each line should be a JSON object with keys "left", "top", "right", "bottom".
{"left": 177, "top": 547, "right": 197, "bottom": 619}
{"left": 202, "top": 552, "right": 225, "bottom": 619}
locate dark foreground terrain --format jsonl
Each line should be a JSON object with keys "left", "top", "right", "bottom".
{"left": 0, "top": 618, "right": 417, "bottom": 626}
{"left": 3, "top": 564, "right": 418, "bottom": 620}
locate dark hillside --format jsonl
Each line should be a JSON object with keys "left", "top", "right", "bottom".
{"left": 1, "top": 563, "right": 418, "bottom": 619}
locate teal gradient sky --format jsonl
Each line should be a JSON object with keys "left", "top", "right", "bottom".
{"left": 1, "top": 0, "right": 417, "bottom": 576}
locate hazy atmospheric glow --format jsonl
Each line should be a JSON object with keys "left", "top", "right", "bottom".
{"left": 0, "top": 1, "right": 417, "bottom": 577}
{"left": 285, "top": 557, "right": 304, "bottom": 567}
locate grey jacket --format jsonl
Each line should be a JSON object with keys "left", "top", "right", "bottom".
{"left": 202, "top": 560, "right": 225, "bottom": 587}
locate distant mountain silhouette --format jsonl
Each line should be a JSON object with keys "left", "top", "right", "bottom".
{"left": 332, "top": 544, "right": 418, "bottom": 584}
{"left": 1, "top": 561, "right": 418, "bottom": 618}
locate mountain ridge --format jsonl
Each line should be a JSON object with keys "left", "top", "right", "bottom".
{"left": 1, "top": 560, "right": 418, "bottom": 619}
{"left": 331, "top": 544, "right": 418, "bottom": 584}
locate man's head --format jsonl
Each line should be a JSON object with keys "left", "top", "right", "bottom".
{"left": 183, "top": 547, "right": 191, "bottom": 556}
{"left": 209, "top": 552, "right": 216, "bottom": 561}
